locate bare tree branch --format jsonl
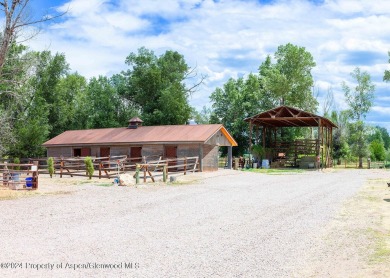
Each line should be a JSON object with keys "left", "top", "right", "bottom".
{"left": 0, "top": 0, "right": 66, "bottom": 72}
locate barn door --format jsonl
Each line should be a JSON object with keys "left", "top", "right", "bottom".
{"left": 100, "top": 147, "right": 110, "bottom": 158}
{"left": 73, "top": 148, "right": 81, "bottom": 157}
{"left": 80, "top": 147, "right": 91, "bottom": 157}
{"left": 165, "top": 146, "right": 177, "bottom": 171}
{"left": 130, "top": 147, "right": 142, "bottom": 163}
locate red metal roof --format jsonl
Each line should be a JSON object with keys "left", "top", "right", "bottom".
{"left": 43, "top": 124, "right": 238, "bottom": 147}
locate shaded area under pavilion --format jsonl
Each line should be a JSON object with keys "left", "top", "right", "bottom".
{"left": 244, "top": 106, "right": 338, "bottom": 168}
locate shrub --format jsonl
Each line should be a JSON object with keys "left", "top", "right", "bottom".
{"left": 84, "top": 157, "right": 94, "bottom": 179}
{"left": 47, "top": 157, "right": 55, "bottom": 178}
{"left": 13, "top": 157, "right": 20, "bottom": 170}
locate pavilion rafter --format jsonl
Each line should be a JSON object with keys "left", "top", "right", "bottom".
{"left": 244, "top": 105, "right": 338, "bottom": 168}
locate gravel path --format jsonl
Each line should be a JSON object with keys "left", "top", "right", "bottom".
{"left": 0, "top": 169, "right": 383, "bottom": 277}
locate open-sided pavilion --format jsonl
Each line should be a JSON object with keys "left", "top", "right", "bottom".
{"left": 244, "top": 105, "right": 337, "bottom": 168}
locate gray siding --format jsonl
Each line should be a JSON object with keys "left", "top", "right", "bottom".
{"left": 111, "top": 146, "right": 130, "bottom": 156}
{"left": 205, "top": 130, "right": 231, "bottom": 146}
{"left": 91, "top": 146, "right": 100, "bottom": 157}
{"left": 46, "top": 143, "right": 220, "bottom": 171}
{"left": 202, "top": 145, "right": 219, "bottom": 171}
{"left": 142, "top": 145, "right": 163, "bottom": 158}
{"left": 47, "top": 147, "right": 72, "bottom": 157}
{"left": 177, "top": 144, "right": 199, "bottom": 157}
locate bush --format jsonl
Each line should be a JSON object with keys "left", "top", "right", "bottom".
{"left": 84, "top": 157, "right": 94, "bottom": 179}
{"left": 13, "top": 157, "right": 20, "bottom": 170}
{"left": 47, "top": 157, "right": 54, "bottom": 178}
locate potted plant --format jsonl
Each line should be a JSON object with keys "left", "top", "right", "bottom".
{"left": 251, "top": 145, "right": 265, "bottom": 168}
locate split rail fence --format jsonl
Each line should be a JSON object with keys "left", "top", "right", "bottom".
{"left": 0, "top": 162, "right": 39, "bottom": 190}
{"left": 24, "top": 155, "right": 200, "bottom": 183}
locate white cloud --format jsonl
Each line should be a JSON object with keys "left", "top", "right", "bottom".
{"left": 25, "top": 0, "right": 390, "bottom": 127}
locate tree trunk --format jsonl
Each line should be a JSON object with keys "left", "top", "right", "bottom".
{"left": 358, "top": 156, "right": 363, "bottom": 168}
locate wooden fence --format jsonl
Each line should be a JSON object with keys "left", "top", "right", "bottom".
{"left": 134, "top": 156, "right": 199, "bottom": 183}
{"left": 0, "top": 162, "right": 39, "bottom": 190}
{"left": 23, "top": 155, "right": 200, "bottom": 182}
{"left": 333, "top": 159, "right": 389, "bottom": 169}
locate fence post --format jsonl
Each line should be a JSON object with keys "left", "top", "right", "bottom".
{"left": 99, "top": 162, "right": 102, "bottom": 179}
{"left": 143, "top": 165, "right": 147, "bottom": 182}
{"left": 135, "top": 164, "right": 140, "bottom": 184}
{"left": 32, "top": 161, "right": 39, "bottom": 189}
{"left": 184, "top": 157, "right": 187, "bottom": 175}
{"left": 60, "top": 160, "right": 63, "bottom": 178}
{"left": 163, "top": 164, "right": 167, "bottom": 182}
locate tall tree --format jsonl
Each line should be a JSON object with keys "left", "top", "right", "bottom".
{"left": 258, "top": 43, "right": 317, "bottom": 112}
{"left": 210, "top": 74, "right": 264, "bottom": 154}
{"left": 342, "top": 67, "right": 375, "bottom": 168}
{"left": 87, "top": 76, "right": 122, "bottom": 128}
{"left": 0, "top": 108, "right": 14, "bottom": 156}
{"left": 375, "top": 126, "right": 390, "bottom": 150}
{"left": 30, "top": 51, "right": 70, "bottom": 138}
{"left": 120, "top": 47, "right": 202, "bottom": 125}
{"left": 86, "top": 76, "right": 138, "bottom": 129}
{"left": 0, "top": 42, "right": 36, "bottom": 157}
{"left": 0, "top": 0, "right": 65, "bottom": 73}
{"left": 384, "top": 51, "right": 390, "bottom": 82}
{"left": 342, "top": 67, "right": 375, "bottom": 121}
{"left": 191, "top": 106, "right": 212, "bottom": 124}
{"left": 331, "top": 110, "right": 350, "bottom": 164}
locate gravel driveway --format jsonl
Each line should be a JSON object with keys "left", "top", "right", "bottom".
{"left": 0, "top": 169, "right": 383, "bottom": 277}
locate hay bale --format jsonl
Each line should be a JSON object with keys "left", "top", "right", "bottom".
{"left": 118, "top": 174, "right": 135, "bottom": 186}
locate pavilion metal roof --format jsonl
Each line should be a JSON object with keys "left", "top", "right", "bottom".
{"left": 244, "top": 105, "right": 337, "bottom": 128}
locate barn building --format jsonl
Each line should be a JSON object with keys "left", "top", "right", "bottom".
{"left": 43, "top": 118, "right": 237, "bottom": 171}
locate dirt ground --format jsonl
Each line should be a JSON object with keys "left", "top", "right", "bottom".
{"left": 298, "top": 172, "right": 390, "bottom": 277}
{"left": 0, "top": 169, "right": 389, "bottom": 277}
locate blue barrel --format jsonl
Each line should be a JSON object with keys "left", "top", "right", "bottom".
{"left": 25, "top": 177, "right": 33, "bottom": 187}
{"left": 262, "top": 159, "right": 270, "bottom": 169}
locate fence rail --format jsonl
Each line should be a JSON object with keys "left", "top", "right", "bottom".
{"left": 0, "top": 162, "right": 39, "bottom": 190}
{"left": 134, "top": 156, "right": 199, "bottom": 183}
{"left": 18, "top": 155, "right": 200, "bottom": 182}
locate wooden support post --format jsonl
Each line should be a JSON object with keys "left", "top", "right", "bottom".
{"left": 199, "top": 144, "right": 203, "bottom": 172}
{"left": 135, "top": 164, "right": 140, "bottom": 184}
{"left": 143, "top": 165, "right": 147, "bottom": 182}
{"left": 330, "top": 127, "right": 333, "bottom": 167}
{"left": 32, "top": 161, "right": 39, "bottom": 190}
{"left": 227, "top": 146, "right": 232, "bottom": 169}
{"left": 99, "top": 162, "right": 102, "bottom": 179}
{"left": 60, "top": 160, "right": 63, "bottom": 178}
{"left": 249, "top": 120, "right": 253, "bottom": 151}
{"left": 147, "top": 168, "right": 155, "bottom": 182}
{"left": 163, "top": 164, "right": 167, "bottom": 182}
{"left": 274, "top": 128, "right": 277, "bottom": 146}
{"left": 193, "top": 157, "right": 198, "bottom": 173}
{"left": 317, "top": 118, "right": 321, "bottom": 156}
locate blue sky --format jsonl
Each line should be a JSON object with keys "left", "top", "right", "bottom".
{"left": 25, "top": 0, "right": 390, "bottom": 129}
